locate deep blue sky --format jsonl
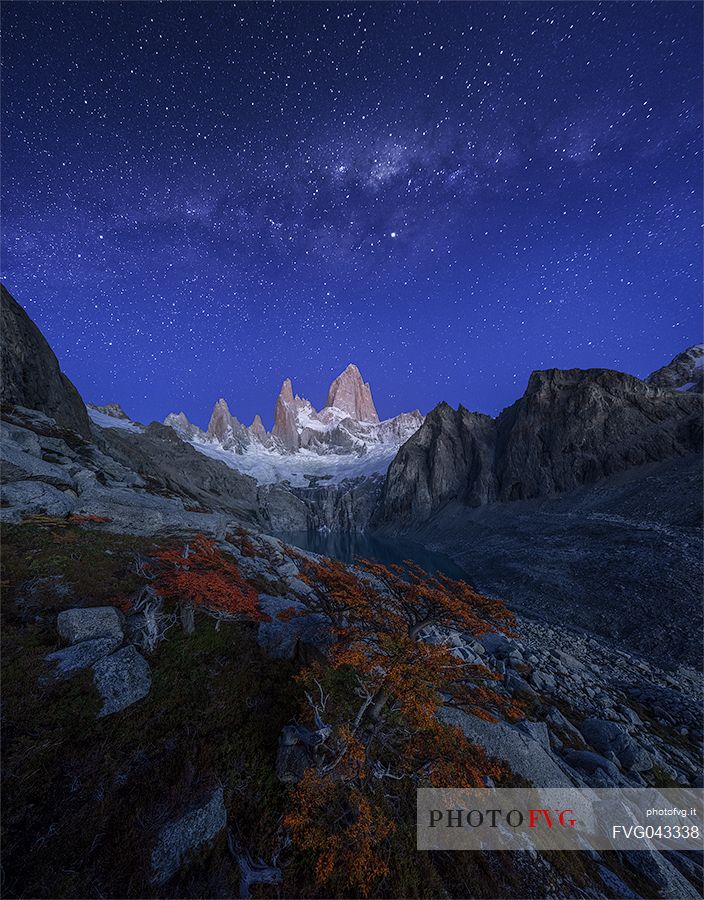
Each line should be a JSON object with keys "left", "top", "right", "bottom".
{"left": 2, "top": 2, "right": 701, "bottom": 429}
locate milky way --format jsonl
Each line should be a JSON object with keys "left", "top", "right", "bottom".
{"left": 2, "top": 2, "right": 701, "bottom": 428}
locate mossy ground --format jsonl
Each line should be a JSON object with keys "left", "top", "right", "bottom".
{"left": 0, "top": 522, "right": 663, "bottom": 899}
{"left": 1, "top": 523, "right": 299, "bottom": 898}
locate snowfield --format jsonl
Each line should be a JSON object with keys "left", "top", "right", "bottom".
{"left": 87, "top": 408, "right": 144, "bottom": 433}
{"left": 188, "top": 437, "right": 395, "bottom": 486}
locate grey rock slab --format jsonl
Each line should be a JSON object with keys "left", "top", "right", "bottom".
{"left": 0, "top": 438, "right": 76, "bottom": 488}
{"left": 150, "top": 787, "right": 227, "bottom": 885}
{"left": 44, "top": 635, "right": 122, "bottom": 681}
{"left": 1, "top": 422, "right": 42, "bottom": 456}
{"left": 57, "top": 606, "right": 124, "bottom": 644}
{"left": 92, "top": 645, "right": 151, "bottom": 717}
{"left": 438, "top": 707, "right": 574, "bottom": 787}
{"left": 0, "top": 480, "right": 77, "bottom": 520}
{"left": 517, "top": 720, "right": 552, "bottom": 752}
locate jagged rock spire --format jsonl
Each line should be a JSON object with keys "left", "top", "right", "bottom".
{"left": 324, "top": 363, "right": 379, "bottom": 423}
{"left": 272, "top": 379, "right": 303, "bottom": 451}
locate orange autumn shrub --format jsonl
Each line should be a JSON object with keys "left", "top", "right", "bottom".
{"left": 154, "top": 533, "right": 267, "bottom": 622}
{"left": 284, "top": 770, "right": 394, "bottom": 898}
{"left": 282, "top": 553, "right": 519, "bottom": 895}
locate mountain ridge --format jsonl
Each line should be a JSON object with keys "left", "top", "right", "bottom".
{"left": 377, "top": 358, "right": 703, "bottom": 528}
{"left": 161, "top": 363, "right": 423, "bottom": 484}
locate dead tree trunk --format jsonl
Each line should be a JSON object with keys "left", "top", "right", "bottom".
{"left": 180, "top": 601, "right": 195, "bottom": 635}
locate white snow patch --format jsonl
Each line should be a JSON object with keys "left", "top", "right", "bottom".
{"left": 188, "top": 437, "right": 396, "bottom": 486}
{"left": 88, "top": 408, "right": 144, "bottom": 433}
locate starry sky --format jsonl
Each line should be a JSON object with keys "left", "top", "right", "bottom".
{"left": 2, "top": 2, "right": 701, "bottom": 429}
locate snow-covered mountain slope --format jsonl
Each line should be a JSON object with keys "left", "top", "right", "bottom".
{"left": 163, "top": 364, "right": 423, "bottom": 485}
{"left": 185, "top": 436, "right": 401, "bottom": 486}
{"left": 646, "top": 344, "right": 704, "bottom": 393}
{"left": 87, "top": 404, "right": 144, "bottom": 433}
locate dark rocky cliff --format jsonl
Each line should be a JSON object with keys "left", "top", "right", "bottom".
{"left": 1, "top": 284, "right": 91, "bottom": 438}
{"left": 378, "top": 366, "right": 702, "bottom": 527}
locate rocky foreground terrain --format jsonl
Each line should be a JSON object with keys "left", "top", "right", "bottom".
{"left": 1, "top": 284, "right": 703, "bottom": 898}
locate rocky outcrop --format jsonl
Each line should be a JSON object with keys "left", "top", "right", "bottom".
{"left": 258, "top": 475, "right": 384, "bottom": 532}
{"left": 93, "top": 645, "right": 152, "bottom": 717}
{"left": 207, "top": 398, "right": 249, "bottom": 450}
{"left": 324, "top": 363, "right": 379, "bottom": 422}
{"left": 379, "top": 366, "right": 703, "bottom": 526}
{"left": 0, "top": 284, "right": 91, "bottom": 438}
{"left": 646, "top": 344, "right": 704, "bottom": 392}
{"left": 57, "top": 606, "right": 124, "bottom": 643}
{"left": 150, "top": 787, "right": 227, "bottom": 885}
{"left": 94, "top": 421, "right": 264, "bottom": 523}
{"left": 271, "top": 378, "right": 305, "bottom": 450}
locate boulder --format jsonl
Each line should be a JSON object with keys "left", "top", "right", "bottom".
{"left": 92, "top": 646, "right": 151, "bottom": 717}
{"left": 256, "top": 595, "right": 331, "bottom": 661}
{"left": 476, "top": 632, "right": 514, "bottom": 657}
{"left": 562, "top": 749, "right": 620, "bottom": 780}
{"left": 57, "top": 606, "right": 123, "bottom": 644}
{"left": 44, "top": 635, "right": 122, "bottom": 680}
{"left": 579, "top": 717, "right": 653, "bottom": 772}
{"left": 150, "top": 787, "right": 227, "bottom": 885}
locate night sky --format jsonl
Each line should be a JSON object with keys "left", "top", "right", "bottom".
{"left": 2, "top": 2, "right": 701, "bottom": 429}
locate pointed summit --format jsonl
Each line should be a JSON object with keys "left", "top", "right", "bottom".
{"left": 272, "top": 378, "right": 301, "bottom": 450}
{"left": 249, "top": 414, "right": 266, "bottom": 437}
{"left": 207, "top": 397, "right": 249, "bottom": 450}
{"left": 278, "top": 378, "right": 294, "bottom": 404}
{"left": 325, "top": 363, "right": 379, "bottom": 423}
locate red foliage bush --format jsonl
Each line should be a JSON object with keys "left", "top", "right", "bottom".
{"left": 154, "top": 534, "right": 268, "bottom": 622}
